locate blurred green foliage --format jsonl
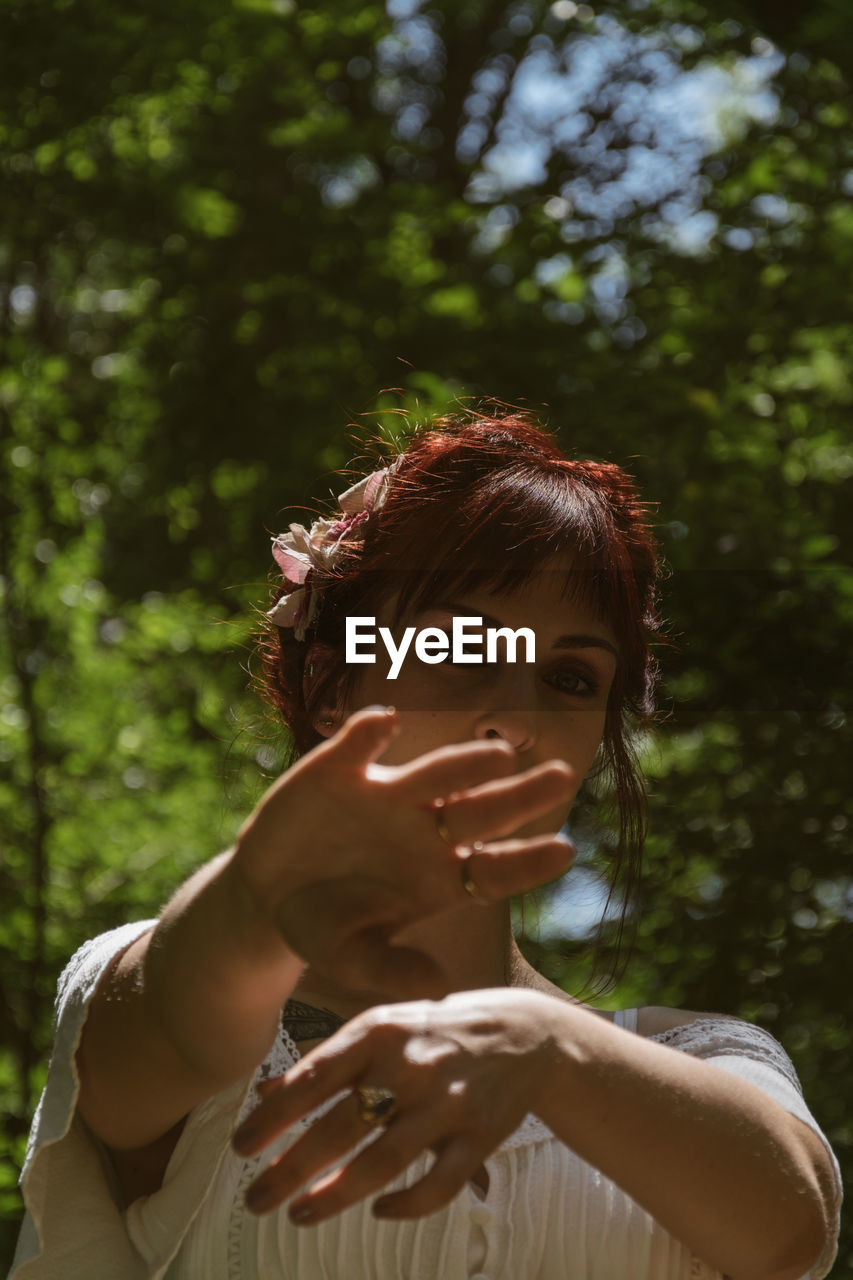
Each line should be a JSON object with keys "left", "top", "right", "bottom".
{"left": 2, "top": 0, "right": 851, "bottom": 1271}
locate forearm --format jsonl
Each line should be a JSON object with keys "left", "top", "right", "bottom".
{"left": 538, "top": 1002, "right": 830, "bottom": 1280}
{"left": 145, "top": 849, "right": 303, "bottom": 1076}
{"left": 77, "top": 850, "right": 303, "bottom": 1149}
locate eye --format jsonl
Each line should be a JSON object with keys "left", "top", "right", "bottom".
{"left": 545, "top": 666, "right": 600, "bottom": 697}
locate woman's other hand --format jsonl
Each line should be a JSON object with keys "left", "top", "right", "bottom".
{"left": 233, "top": 988, "right": 557, "bottom": 1222}
{"left": 76, "top": 705, "right": 572, "bottom": 1155}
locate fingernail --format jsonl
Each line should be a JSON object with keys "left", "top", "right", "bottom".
{"left": 289, "top": 1202, "right": 315, "bottom": 1225}
{"left": 246, "top": 1183, "right": 274, "bottom": 1214}
{"left": 232, "top": 1126, "right": 256, "bottom": 1153}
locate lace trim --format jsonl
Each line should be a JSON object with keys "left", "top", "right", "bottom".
{"left": 226, "top": 1025, "right": 305, "bottom": 1279}
{"left": 493, "top": 1019, "right": 803, "bottom": 1148}
{"left": 648, "top": 1017, "right": 803, "bottom": 1095}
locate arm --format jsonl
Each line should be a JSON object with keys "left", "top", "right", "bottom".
{"left": 76, "top": 708, "right": 576, "bottom": 1151}
{"left": 76, "top": 851, "right": 302, "bottom": 1151}
{"left": 535, "top": 1001, "right": 834, "bottom": 1280}
{"left": 234, "top": 990, "right": 836, "bottom": 1280}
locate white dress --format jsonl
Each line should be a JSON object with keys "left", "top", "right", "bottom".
{"left": 11, "top": 921, "right": 842, "bottom": 1280}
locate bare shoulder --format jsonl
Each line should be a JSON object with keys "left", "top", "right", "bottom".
{"left": 509, "top": 967, "right": 740, "bottom": 1041}
{"left": 636, "top": 1006, "right": 740, "bottom": 1038}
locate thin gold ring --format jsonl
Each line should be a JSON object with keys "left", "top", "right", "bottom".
{"left": 356, "top": 1085, "right": 398, "bottom": 1127}
{"left": 460, "top": 844, "right": 489, "bottom": 905}
{"left": 433, "top": 799, "right": 455, "bottom": 846}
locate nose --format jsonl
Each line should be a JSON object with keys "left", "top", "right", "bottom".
{"left": 474, "top": 693, "right": 537, "bottom": 753}
{"left": 479, "top": 723, "right": 535, "bottom": 752}
{"left": 471, "top": 651, "right": 540, "bottom": 752}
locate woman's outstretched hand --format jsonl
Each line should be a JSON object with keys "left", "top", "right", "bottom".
{"left": 233, "top": 988, "right": 837, "bottom": 1280}
{"left": 233, "top": 988, "right": 560, "bottom": 1223}
{"left": 231, "top": 704, "right": 575, "bottom": 998}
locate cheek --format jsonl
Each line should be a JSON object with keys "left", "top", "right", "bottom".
{"left": 582, "top": 716, "right": 608, "bottom": 769}
{"left": 554, "top": 711, "right": 607, "bottom": 774}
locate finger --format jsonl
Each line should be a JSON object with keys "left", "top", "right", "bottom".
{"left": 392, "top": 739, "right": 517, "bottom": 803}
{"left": 322, "top": 704, "right": 400, "bottom": 767}
{"left": 459, "top": 831, "right": 575, "bottom": 901}
{"left": 243, "top": 1091, "right": 371, "bottom": 1215}
{"left": 288, "top": 1107, "right": 444, "bottom": 1225}
{"left": 233, "top": 1036, "right": 375, "bottom": 1158}
{"left": 371, "top": 1133, "right": 487, "bottom": 1220}
{"left": 442, "top": 760, "right": 576, "bottom": 844}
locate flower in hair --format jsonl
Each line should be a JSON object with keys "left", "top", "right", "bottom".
{"left": 266, "top": 463, "right": 396, "bottom": 640}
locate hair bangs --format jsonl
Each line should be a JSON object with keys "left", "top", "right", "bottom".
{"left": 384, "top": 465, "right": 632, "bottom": 636}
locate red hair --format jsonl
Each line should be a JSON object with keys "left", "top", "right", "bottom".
{"left": 257, "top": 411, "right": 662, "bottom": 980}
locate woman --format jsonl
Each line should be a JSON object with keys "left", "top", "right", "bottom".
{"left": 12, "top": 413, "right": 841, "bottom": 1279}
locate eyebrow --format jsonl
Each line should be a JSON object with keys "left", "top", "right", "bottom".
{"left": 426, "top": 601, "right": 619, "bottom": 659}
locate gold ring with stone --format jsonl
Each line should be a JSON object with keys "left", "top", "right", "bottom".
{"left": 356, "top": 1086, "right": 398, "bottom": 1127}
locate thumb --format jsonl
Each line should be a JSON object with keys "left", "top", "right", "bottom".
{"left": 326, "top": 704, "right": 400, "bottom": 767}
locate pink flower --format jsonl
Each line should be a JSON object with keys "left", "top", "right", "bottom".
{"left": 267, "top": 462, "right": 397, "bottom": 638}
{"left": 337, "top": 469, "right": 392, "bottom": 515}
{"left": 271, "top": 518, "right": 342, "bottom": 583}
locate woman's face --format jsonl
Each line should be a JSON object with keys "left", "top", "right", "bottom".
{"left": 331, "top": 557, "right": 618, "bottom": 839}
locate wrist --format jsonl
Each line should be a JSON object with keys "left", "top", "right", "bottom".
{"left": 531, "top": 998, "right": 605, "bottom": 1125}
{"left": 219, "top": 848, "right": 305, "bottom": 969}
{"left": 150, "top": 850, "right": 303, "bottom": 1021}
{"left": 493, "top": 989, "right": 588, "bottom": 1099}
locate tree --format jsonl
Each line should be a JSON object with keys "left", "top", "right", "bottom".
{"left": 2, "top": 0, "right": 850, "bottom": 1270}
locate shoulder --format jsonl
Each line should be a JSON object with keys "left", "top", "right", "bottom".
{"left": 634, "top": 1008, "right": 804, "bottom": 1094}
{"left": 635, "top": 1005, "right": 738, "bottom": 1038}
{"left": 58, "top": 921, "right": 157, "bottom": 1010}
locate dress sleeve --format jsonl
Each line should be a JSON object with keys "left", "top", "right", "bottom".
{"left": 653, "top": 1017, "right": 843, "bottom": 1280}
{"left": 10, "top": 921, "right": 262, "bottom": 1280}
{"left": 11, "top": 921, "right": 158, "bottom": 1279}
